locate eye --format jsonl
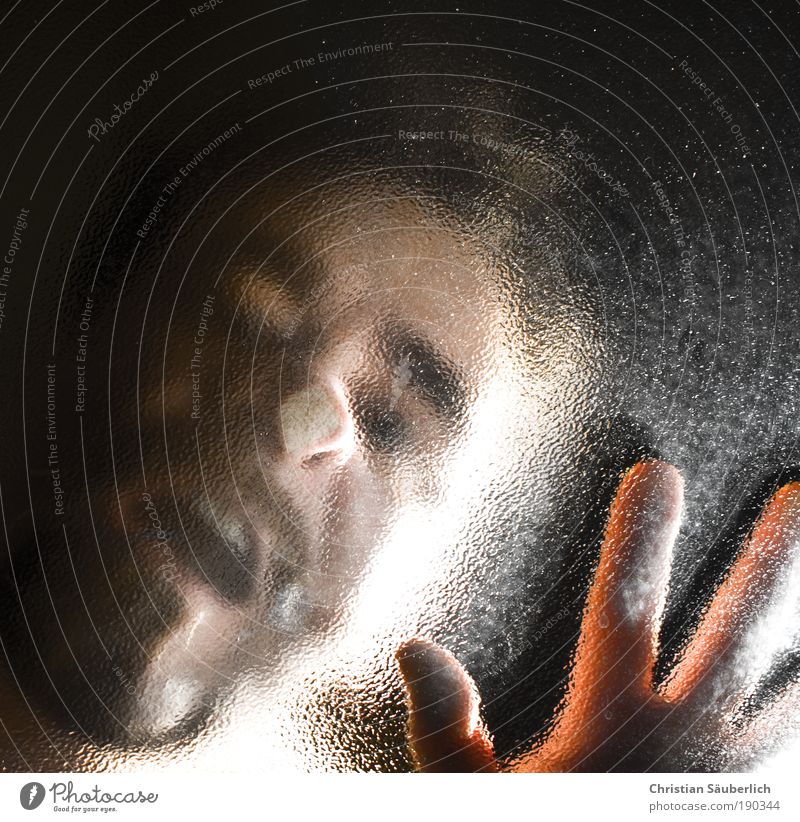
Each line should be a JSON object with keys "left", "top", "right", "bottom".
{"left": 356, "top": 404, "right": 406, "bottom": 451}
{"left": 394, "top": 337, "right": 465, "bottom": 418}
{"left": 347, "top": 331, "right": 466, "bottom": 454}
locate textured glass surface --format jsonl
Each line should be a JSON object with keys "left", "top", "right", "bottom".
{"left": 1, "top": 0, "right": 800, "bottom": 773}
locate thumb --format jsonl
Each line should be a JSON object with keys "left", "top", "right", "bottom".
{"left": 396, "top": 639, "right": 497, "bottom": 772}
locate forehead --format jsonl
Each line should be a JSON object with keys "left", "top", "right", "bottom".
{"left": 242, "top": 170, "right": 493, "bottom": 278}
{"left": 225, "top": 171, "right": 510, "bottom": 353}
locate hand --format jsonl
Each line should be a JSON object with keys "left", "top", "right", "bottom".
{"left": 396, "top": 460, "right": 800, "bottom": 771}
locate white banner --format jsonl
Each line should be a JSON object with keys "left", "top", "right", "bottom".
{"left": 0, "top": 771, "right": 796, "bottom": 822}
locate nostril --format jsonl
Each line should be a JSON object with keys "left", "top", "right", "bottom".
{"left": 300, "top": 450, "right": 333, "bottom": 468}
{"left": 279, "top": 381, "right": 353, "bottom": 461}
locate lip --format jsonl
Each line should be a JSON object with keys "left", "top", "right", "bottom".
{"left": 127, "top": 496, "right": 266, "bottom": 605}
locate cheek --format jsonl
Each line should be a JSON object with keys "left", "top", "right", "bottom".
{"left": 335, "top": 370, "right": 536, "bottom": 630}
{"left": 346, "top": 318, "right": 603, "bottom": 613}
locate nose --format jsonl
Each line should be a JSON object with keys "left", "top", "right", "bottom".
{"left": 279, "top": 379, "right": 355, "bottom": 465}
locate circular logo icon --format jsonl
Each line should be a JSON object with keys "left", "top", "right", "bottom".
{"left": 19, "top": 782, "right": 45, "bottom": 810}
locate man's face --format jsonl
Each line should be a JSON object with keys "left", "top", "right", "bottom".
{"left": 4, "top": 0, "right": 799, "bottom": 781}
{"left": 58, "top": 168, "right": 601, "bottom": 770}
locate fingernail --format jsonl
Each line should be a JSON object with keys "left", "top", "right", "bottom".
{"left": 396, "top": 640, "right": 478, "bottom": 738}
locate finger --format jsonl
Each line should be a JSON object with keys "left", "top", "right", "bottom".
{"left": 396, "top": 639, "right": 497, "bottom": 772}
{"left": 662, "top": 481, "right": 800, "bottom": 707}
{"left": 735, "top": 675, "right": 800, "bottom": 766}
{"left": 569, "top": 460, "right": 683, "bottom": 708}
